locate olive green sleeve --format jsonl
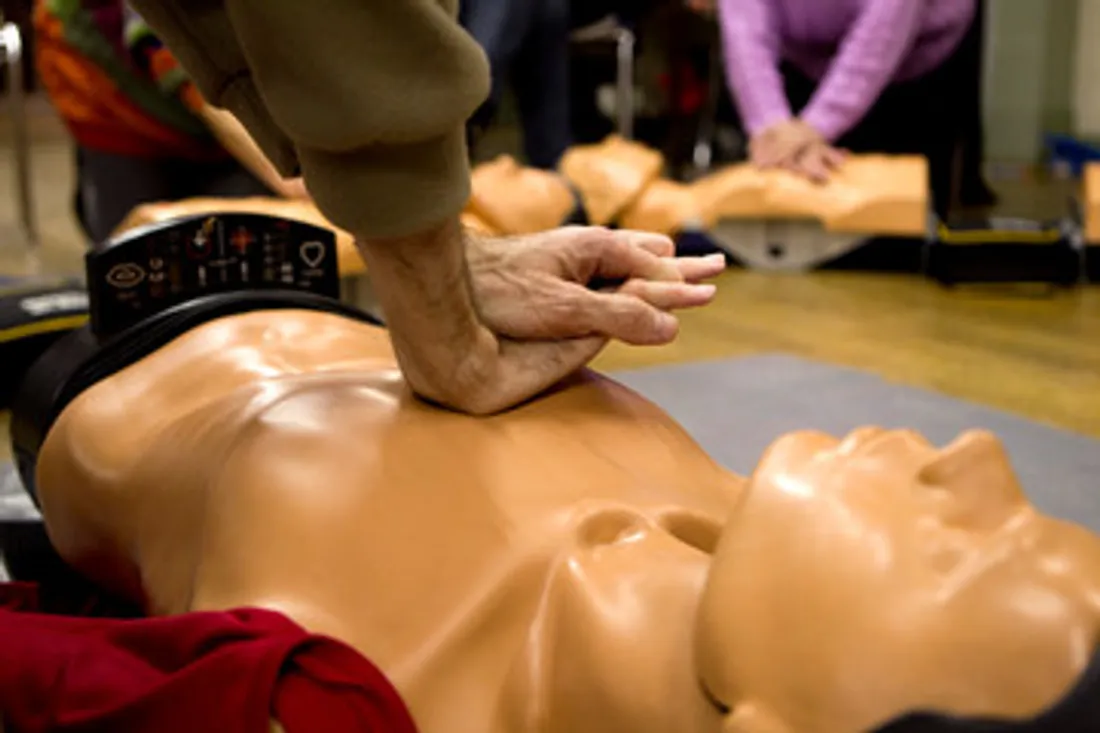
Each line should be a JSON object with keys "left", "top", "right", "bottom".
{"left": 127, "top": 0, "right": 490, "bottom": 238}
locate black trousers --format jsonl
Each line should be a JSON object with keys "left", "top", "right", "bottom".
{"left": 76, "top": 147, "right": 272, "bottom": 247}
{"left": 782, "top": 51, "right": 963, "bottom": 221}
{"left": 460, "top": 0, "right": 572, "bottom": 169}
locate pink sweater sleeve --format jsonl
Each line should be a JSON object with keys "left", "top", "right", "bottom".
{"left": 800, "top": 0, "right": 924, "bottom": 142}
{"left": 718, "top": 0, "right": 791, "bottom": 136}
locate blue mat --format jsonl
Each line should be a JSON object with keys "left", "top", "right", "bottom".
{"left": 615, "top": 354, "right": 1100, "bottom": 533}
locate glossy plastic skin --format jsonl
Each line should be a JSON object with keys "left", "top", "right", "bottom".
{"left": 687, "top": 153, "right": 929, "bottom": 237}
{"left": 467, "top": 155, "right": 576, "bottom": 235}
{"left": 559, "top": 135, "right": 666, "bottom": 226}
{"left": 34, "top": 310, "right": 1100, "bottom": 733}
{"left": 1083, "top": 163, "right": 1100, "bottom": 244}
{"left": 470, "top": 139, "right": 927, "bottom": 238}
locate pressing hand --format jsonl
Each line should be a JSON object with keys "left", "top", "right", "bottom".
{"left": 359, "top": 221, "right": 725, "bottom": 416}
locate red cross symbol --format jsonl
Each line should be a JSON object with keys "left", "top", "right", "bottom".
{"left": 230, "top": 227, "right": 255, "bottom": 254}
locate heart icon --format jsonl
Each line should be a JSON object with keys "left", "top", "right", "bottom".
{"left": 300, "top": 241, "right": 326, "bottom": 269}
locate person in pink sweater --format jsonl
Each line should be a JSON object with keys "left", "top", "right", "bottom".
{"left": 717, "top": 0, "right": 978, "bottom": 217}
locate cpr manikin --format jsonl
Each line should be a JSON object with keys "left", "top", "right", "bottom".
{"left": 1083, "top": 162, "right": 1100, "bottom": 244}
{"left": 113, "top": 136, "right": 929, "bottom": 272}
{"left": 32, "top": 309, "right": 1100, "bottom": 733}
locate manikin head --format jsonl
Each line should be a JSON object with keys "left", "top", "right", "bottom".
{"left": 696, "top": 428, "right": 1100, "bottom": 733}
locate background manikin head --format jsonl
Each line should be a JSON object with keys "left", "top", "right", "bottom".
{"left": 695, "top": 427, "right": 1100, "bottom": 733}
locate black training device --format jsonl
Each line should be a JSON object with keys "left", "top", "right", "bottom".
{"left": 86, "top": 213, "right": 341, "bottom": 340}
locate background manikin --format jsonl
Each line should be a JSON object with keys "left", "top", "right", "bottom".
{"left": 113, "top": 137, "right": 930, "bottom": 260}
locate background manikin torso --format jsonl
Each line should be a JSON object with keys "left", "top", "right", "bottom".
{"left": 36, "top": 309, "right": 736, "bottom": 733}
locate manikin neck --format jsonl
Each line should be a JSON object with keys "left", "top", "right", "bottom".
{"left": 507, "top": 545, "right": 723, "bottom": 733}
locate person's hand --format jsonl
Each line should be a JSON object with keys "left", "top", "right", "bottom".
{"left": 437, "top": 226, "right": 724, "bottom": 415}
{"left": 749, "top": 118, "right": 822, "bottom": 170}
{"left": 359, "top": 221, "right": 724, "bottom": 416}
{"left": 467, "top": 226, "right": 724, "bottom": 346}
{"left": 789, "top": 140, "right": 846, "bottom": 183}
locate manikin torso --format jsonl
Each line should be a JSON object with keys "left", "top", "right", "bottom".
{"left": 34, "top": 310, "right": 1100, "bottom": 733}
{"left": 36, "top": 310, "right": 734, "bottom": 733}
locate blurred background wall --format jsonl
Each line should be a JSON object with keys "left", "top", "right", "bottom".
{"left": 983, "top": 0, "right": 1078, "bottom": 166}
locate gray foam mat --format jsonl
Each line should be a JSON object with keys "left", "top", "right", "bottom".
{"left": 615, "top": 353, "right": 1100, "bottom": 532}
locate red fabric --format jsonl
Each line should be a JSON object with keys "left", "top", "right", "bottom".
{"left": 0, "top": 582, "right": 418, "bottom": 733}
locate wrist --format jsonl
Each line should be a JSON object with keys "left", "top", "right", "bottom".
{"left": 357, "top": 217, "right": 483, "bottom": 350}
{"left": 797, "top": 110, "right": 839, "bottom": 145}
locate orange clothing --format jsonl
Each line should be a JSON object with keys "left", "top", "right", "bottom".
{"left": 34, "top": 0, "right": 226, "bottom": 160}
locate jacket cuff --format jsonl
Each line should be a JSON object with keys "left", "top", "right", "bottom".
{"left": 298, "top": 128, "right": 472, "bottom": 240}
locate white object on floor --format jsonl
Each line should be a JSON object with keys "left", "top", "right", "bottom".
{"left": 705, "top": 219, "right": 870, "bottom": 272}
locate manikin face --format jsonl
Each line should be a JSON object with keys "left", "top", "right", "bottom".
{"left": 695, "top": 428, "right": 1100, "bottom": 733}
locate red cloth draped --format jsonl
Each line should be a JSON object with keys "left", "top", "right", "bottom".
{"left": 0, "top": 582, "right": 418, "bottom": 733}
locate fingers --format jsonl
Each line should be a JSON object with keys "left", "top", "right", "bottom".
{"left": 799, "top": 152, "right": 831, "bottom": 184}
{"left": 794, "top": 144, "right": 845, "bottom": 183}
{"left": 585, "top": 230, "right": 683, "bottom": 283}
{"left": 572, "top": 288, "right": 681, "bottom": 345}
{"left": 750, "top": 136, "right": 783, "bottom": 169}
{"left": 753, "top": 142, "right": 786, "bottom": 169}
{"left": 614, "top": 229, "right": 676, "bottom": 258}
{"left": 617, "top": 279, "right": 717, "bottom": 310}
{"left": 823, "top": 146, "right": 847, "bottom": 168}
{"left": 589, "top": 229, "right": 725, "bottom": 284}
{"left": 609, "top": 232, "right": 726, "bottom": 283}
{"left": 675, "top": 253, "right": 727, "bottom": 282}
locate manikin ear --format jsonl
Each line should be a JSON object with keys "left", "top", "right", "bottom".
{"left": 722, "top": 702, "right": 793, "bottom": 733}
{"left": 917, "top": 430, "right": 1026, "bottom": 530}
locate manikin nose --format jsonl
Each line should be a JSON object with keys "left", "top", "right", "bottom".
{"left": 575, "top": 506, "right": 721, "bottom": 556}
{"left": 657, "top": 510, "right": 722, "bottom": 555}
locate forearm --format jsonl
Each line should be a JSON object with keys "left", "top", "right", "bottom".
{"left": 198, "top": 104, "right": 301, "bottom": 198}
{"left": 718, "top": 0, "right": 791, "bottom": 135}
{"left": 799, "top": 0, "right": 923, "bottom": 141}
